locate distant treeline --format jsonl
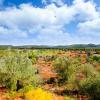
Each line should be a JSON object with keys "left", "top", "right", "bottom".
{"left": 0, "top": 44, "right": 100, "bottom": 50}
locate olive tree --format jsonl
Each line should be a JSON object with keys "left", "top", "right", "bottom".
{"left": 0, "top": 51, "right": 39, "bottom": 91}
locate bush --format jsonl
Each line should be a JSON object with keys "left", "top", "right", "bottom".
{"left": 68, "top": 63, "right": 100, "bottom": 99}
{"left": 0, "top": 51, "right": 38, "bottom": 91}
{"left": 93, "top": 56, "right": 100, "bottom": 62}
{"left": 28, "top": 51, "right": 37, "bottom": 64}
{"left": 53, "top": 57, "right": 71, "bottom": 84}
{"left": 25, "top": 88, "right": 53, "bottom": 100}
{"left": 53, "top": 57, "right": 81, "bottom": 85}
{"left": 68, "top": 63, "right": 99, "bottom": 87}
{"left": 79, "top": 75, "right": 100, "bottom": 100}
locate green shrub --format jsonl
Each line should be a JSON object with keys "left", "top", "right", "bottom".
{"left": 28, "top": 51, "right": 37, "bottom": 64}
{"left": 0, "top": 51, "right": 38, "bottom": 91}
{"left": 53, "top": 57, "right": 73, "bottom": 85}
{"left": 79, "top": 75, "right": 100, "bottom": 100}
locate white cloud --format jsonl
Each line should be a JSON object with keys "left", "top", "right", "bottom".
{"left": 0, "top": 0, "right": 100, "bottom": 45}
{"left": 0, "top": 3, "right": 76, "bottom": 39}
{"left": 0, "top": 26, "right": 28, "bottom": 38}
{"left": 78, "top": 18, "right": 100, "bottom": 36}
{"left": 74, "top": 0, "right": 100, "bottom": 36}
{"left": 42, "top": 0, "right": 64, "bottom": 6}
{"left": 73, "top": 0, "right": 99, "bottom": 21}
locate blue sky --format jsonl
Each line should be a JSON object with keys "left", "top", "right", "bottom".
{"left": 0, "top": 0, "right": 100, "bottom": 45}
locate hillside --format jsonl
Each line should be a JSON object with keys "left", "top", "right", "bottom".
{"left": 0, "top": 44, "right": 100, "bottom": 49}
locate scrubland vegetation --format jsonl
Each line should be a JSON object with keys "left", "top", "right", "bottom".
{"left": 0, "top": 48, "right": 100, "bottom": 100}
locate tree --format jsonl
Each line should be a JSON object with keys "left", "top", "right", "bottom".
{"left": 0, "top": 51, "right": 39, "bottom": 91}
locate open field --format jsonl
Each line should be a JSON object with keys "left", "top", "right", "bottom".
{"left": 0, "top": 48, "right": 100, "bottom": 100}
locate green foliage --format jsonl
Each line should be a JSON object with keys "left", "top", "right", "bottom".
{"left": 53, "top": 57, "right": 69, "bottom": 84}
{"left": 0, "top": 51, "right": 39, "bottom": 91}
{"left": 0, "top": 49, "right": 99, "bottom": 99}
{"left": 18, "top": 85, "right": 34, "bottom": 93}
{"left": 79, "top": 75, "right": 100, "bottom": 100}
{"left": 53, "top": 57, "right": 80, "bottom": 85}
{"left": 28, "top": 51, "right": 37, "bottom": 64}
{"left": 53, "top": 56, "right": 100, "bottom": 98}
{"left": 68, "top": 63, "right": 98, "bottom": 84}
{"left": 67, "top": 62, "right": 100, "bottom": 99}
{"left": 88, "top": 55, "right": 100, "bottom": 63}
{"left": 93, "top": 56, "right": 100, "bottom": 62}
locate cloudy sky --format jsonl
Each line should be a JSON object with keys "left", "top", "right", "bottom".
{"left": 0, "top": 0, "right": 100, "bottom": 45}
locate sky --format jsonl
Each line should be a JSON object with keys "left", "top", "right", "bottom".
{"left": 0, "top": 0, "right": 100, "bottom": 46}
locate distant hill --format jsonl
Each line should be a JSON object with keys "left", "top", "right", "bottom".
{"left": 0, "top": 45, "right": 13, "bottom": 49}
{"left": 0, "top": 44, "right": 100, "bottom": 49}
{"left": 47, "top": 44, "right": 100, "bottom": 49}
{"left": 67, "top": 44, "right": 100, "bottom": 49}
